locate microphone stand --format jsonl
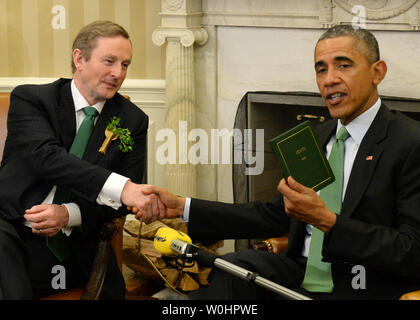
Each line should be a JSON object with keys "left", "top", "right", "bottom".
{"left": 170, "top": 240, "right": 312, "bottom": 300}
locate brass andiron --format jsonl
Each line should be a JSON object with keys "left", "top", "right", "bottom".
{"left": 297, "top": 114, "right": 325, "bottom": 122}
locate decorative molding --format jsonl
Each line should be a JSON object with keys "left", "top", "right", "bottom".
{"left": 200, "top": 0, "right": 420, "bottom": 31}
{"left": 334, "top": 0, "right": 418, "bottom": 20}
{"left": 203, "top": 10, "right": 321, "bottom": 29}
{"left": 163, "top": 0, "right": 184, "bottom": 12}
{"left": 152, "top": 27, "right": 208, "bottom": 47}
{"left": 0, "top": 77, "right": 57, "bottom": 92}
{"left": 154, "top": 0, "right": 208, "bottom": 47}
{"left": 119, "top": 79, "right": 166, "bottom": 110}
{"left": 0, "top": 77, "right": 166, "bottom": 109}
{"left": 415, "top": 2, "right": 420, "bottom": 29}
{"left": 321, "top": 0, "right": 335, "bottom": 27}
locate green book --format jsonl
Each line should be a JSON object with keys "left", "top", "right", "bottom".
{"left": 269, "top": 120, "right": 334, "bottom": 191}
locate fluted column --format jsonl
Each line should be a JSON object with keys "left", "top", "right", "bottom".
{"left": 152, "top": 0, "right": 208, "bottom": 197}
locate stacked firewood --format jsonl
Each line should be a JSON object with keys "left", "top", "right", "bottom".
{"left": 123, "top": 218, "right": 223, "bottom": 297}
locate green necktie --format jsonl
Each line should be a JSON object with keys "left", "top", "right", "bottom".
{"left": 301, "top": 126, "right": 350, "bottom": 293}
{"left": 47, "top": 106, "right": 99, "bottom": 261}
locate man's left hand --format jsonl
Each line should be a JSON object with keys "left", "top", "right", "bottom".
{"left": 277, "top": 176, "right": 336, "bottom": 233}
{"left": 24, "top": 204, "right": 69, "bottom": 237}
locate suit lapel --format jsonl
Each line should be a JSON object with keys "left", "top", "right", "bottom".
{"left": 57, "top": 81, "right": 76, "bottom": 150}
{"left": 341, "top": 104, "right": 389, "bottom": 218}
{"left": 83, "top": 97, "right": 121, "bottom": 163}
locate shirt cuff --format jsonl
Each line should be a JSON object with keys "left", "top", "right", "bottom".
{"left": 62, "top": 202, "right": 82, "bottom": 236}
{"left": 96, "top": 172, "right": 129, "bottom": 210}
{"left": 181, "top": 197, "right": 191, "bottom": 222}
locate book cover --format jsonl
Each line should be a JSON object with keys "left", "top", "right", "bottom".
{"left": 269, "top": 120, "right": 334, "bottom": 191}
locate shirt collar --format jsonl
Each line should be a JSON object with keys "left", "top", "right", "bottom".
{"left": 71, "top": 79, "right": 105, "bottom": 114}
{"left": 336, "top": 97, "right": 382, "bottom": 146}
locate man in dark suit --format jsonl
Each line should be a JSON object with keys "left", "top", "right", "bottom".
{"left": 136, "top": 25, "right": 420, "bottom": 299}
{"left": 0, "top": 21, "right": 163, "bottom": 299}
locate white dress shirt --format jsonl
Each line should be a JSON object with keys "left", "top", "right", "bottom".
{"left": 181, "top": 98, "right": 382, "bottom": 258}
{"left": 24, "top": 80, "right": 129, "bottom": 235}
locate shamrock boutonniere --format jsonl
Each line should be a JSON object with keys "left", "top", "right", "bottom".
{"left": 99, "top": 116, "right": 134, "bottom": 154}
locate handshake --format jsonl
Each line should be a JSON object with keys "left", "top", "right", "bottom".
{"left": 121, "top": 181, "right": 186, "bottom": 223}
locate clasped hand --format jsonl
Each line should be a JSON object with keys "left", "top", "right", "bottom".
{"left": 120, "top": 181, "right": 167, "bottom": 222}
{"left": 23, "top": 182, "right": 181, "bottom": 234}
{"left": 125, "top": 177, "right": 337, "bottom": 231}
{"left": 24, "top": 204, "right": 69, "bottom": 237}
{"left": 125, "top": 184, "right": 185, "bottom": 223}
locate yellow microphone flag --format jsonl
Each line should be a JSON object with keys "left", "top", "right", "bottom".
{"left": 154, "top": 227, "right": 192, "bottom": 255}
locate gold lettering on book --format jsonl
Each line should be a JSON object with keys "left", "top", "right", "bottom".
{"left": 296, "top": 146, "right": 306, "bottom": 155}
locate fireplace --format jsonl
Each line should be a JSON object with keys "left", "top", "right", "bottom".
{"left": 232, "top": 91, "right": 420, "bottom": 251}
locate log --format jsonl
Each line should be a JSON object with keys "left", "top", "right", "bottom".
{"left": 123, "top": 235, "right": 162, "bottom": 258}
{"left": 124, "top": 220, "right": 167, "bottom": 239}
{"left": 192, "top": 267, "right": 211, "bottom": 286}
{"left": 125, "top": 274, "right": 163, "bottom": 297}
{"left": 160, "top": 268, "right": 181, "bottom": 287}
{"left": 179, "top": 273, "right": 200, "bottom": 291}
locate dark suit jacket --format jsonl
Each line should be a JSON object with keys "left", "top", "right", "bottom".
{"left": 0, "top": 78, "right": 148, "bottom": 296}
{"left": 188, "top": 104, "right": 420, "bottom": 299}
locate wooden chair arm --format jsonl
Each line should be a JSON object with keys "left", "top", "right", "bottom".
{"left": 41, "top": 218, "right": 121, "bottom": 300}
{"left": 111, "top": 217, "right": 126, "bottom": 272}
{"left": 399, "top": 290, "right": 420, "bottom": 300}
{"left": 253, "top": 236, "right": 420, "bottom": 300}
{"left": 252, "top": 237, "right": 289, "bottom": 254}
{"left": 80, "top": 220, "right": 117, "bottom": 300}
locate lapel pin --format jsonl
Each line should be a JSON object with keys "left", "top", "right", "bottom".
{"left": 99, "top": 128, "right": 118, "bottom": 155}
{"left": 98, "top": 116, "right": 134, "bottom": 154}
{"left": 366, "top": 155, "right": 373, "bottom": 161}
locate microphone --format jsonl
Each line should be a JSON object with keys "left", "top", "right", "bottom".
{"left": 154, "top": 227, "right": 217, "bottom": 267}
{"left": 154, "top": 227, "right": 193, "bottom": 256}
{"left": 153, "top": 227, "right": 311, "bottom": 300}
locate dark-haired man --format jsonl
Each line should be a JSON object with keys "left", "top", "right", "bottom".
{"left": 0, "top": 21, "right": 164, "bottom": 299}
{"left": 137, "top": 25, "right": 420, "bottom": 299}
